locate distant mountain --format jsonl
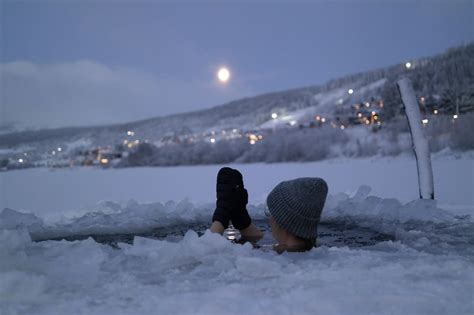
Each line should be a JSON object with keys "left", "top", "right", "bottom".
{"left": 1, "top": 43, "right": 473, "bottom": 152}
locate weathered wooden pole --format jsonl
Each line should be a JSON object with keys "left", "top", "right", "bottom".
{"left": 397, "top": 78, "right": 434, "bottom": 199}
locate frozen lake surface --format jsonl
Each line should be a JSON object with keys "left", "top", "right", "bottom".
{"left": 1, "top": 156, "right": 473, "bottom": 315}
{"left": 1, "top": 156, "right": 472, "bottom": 221}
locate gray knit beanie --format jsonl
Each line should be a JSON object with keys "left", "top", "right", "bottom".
{"left": 266, "top": 177, "right": 328, "bottom": 239}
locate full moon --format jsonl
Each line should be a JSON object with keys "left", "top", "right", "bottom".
{"left": 217, "top": 67, "right": 230, "bottom": 83}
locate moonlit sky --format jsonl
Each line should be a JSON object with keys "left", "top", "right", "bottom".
{"left": 1, "top": 0, "right": 473, "bottom": 129}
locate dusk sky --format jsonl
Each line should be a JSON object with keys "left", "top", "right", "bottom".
{"left": 1, "top": 0, "right": 473, "bottom": 129}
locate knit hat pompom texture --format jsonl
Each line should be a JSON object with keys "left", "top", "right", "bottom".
{"left": 266, "top": 177, "right": 328, "bottom": 239}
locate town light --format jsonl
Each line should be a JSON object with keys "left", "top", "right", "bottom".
{"left": 348, "top": 89, "right": 354, "bottom": 95}
{"left": 321, "top": 118, "right": 326, "bottom": 123}
{"left": 340, "top": 125, "right": 345, "bottom": 130}
{"left": 210, "top": 138, "right": 216, "bottom": 143}
{"left": 249, "top": 139, "right": 256, "bottom": 145}
{"left": 433, "top": 109, "right": 438, "bottom": 115}
{"left": 405, "top": 62, "right": 412, "bottom": 69}
{"left": 18, "top": 158, "right": 24, "bottom": 163}
{"left": 289, "top": 120, "right": 297, "bottom": 126}
{"left": 271, "top": 113, "right": 278, "bottom": 119}
{"left": 422, "top": 119, "right": 429, "bottom": 125}
{"left": 357, "top": 113, "right": 362, "bottom": 118}
{"left": 57, "top": 147, "right": 62, "bottom": 152}
{"left": 100, "top": 158, "right": 109, "bottom": 164}
{"left": 315, "top": 115, "right": 321, "bottom": 121}
{"left": 453, "top": 114, "right": 458, "bottom": 119}
{"left": 127, "top": 131, "right": 135, "bottom": 136}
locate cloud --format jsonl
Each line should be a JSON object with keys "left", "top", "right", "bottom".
{"left": 0, "top": 60, "right": 254, "bottom": 129}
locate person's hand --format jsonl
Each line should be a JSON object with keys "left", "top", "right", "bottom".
{"left": 228, "top": 168, "right": 251, "bottom": 230}
{"left": 212, "top": 167, "right": 240, "bottom": 229}
{"left": 211, "top": 167, "right": 251, "bottom": 230}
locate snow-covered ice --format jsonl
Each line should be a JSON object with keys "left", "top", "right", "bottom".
{"left": 1, "top": 189, "right": 473, "bottom": 315}
{"left": 1, "top": 156, "right": 472, "bottom": 221}
{"left": 1, "top": 156, "right": 473, "bottom": 314}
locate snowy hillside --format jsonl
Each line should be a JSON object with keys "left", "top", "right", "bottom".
{"left": 1, "top": 43, "right": 473, "bottom": 169}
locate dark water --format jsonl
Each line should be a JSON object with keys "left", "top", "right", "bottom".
{"left": 44, "top": 219, "right": 394, "bottom": 248}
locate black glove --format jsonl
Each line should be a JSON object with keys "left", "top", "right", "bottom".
{"left": 211, "top": 167, "right": 251, "bottom": 230}
{"left": 229, "top": 168, "right": 251, "bottom": 230}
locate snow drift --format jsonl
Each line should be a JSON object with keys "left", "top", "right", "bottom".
{"left": 1, "top": 186, "right": 473, "bottom": 315}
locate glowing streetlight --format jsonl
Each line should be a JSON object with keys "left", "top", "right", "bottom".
{"left": 210, "top": 138, "right": 216, "bottom": 143}
{"left": 271, "top": 113, "right": 278, "bottom": 119}
{"left": 405, "top": 62, "right": 412, "bottom": 69}
{"left": 422, "top": 119, "right": 429, "bottom": 125}
{"left": 18, "top": 158, "right": 24, "bottom": 163}
{"left": 321, "top": 118, "right": 326, "bottom": 123}
{"left": 453, "top": 114, "right": 458, "bottom": 119}
{"left": 348, "top": 89, "right": 354, "bottom": 95}
{"left": 434, "top": 109, "right": 438, "bottom": 115}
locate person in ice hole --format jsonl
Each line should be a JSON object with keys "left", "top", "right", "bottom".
{"left": 210, "top": 167, "right": 328, "bottom": 253}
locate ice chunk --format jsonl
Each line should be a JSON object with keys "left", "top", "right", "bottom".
{"left": 0, "top": 208, "right": 44, "bottom": 230}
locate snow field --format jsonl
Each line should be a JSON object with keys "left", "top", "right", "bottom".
{"left": 1, "top": 156, "right": 472, "bottom": 221}
{"left": 1, "top": 185, "right": 474, "bottom": 314}
{"left": 1, "top": 225, "right": 473, "bottom": 315}
{"left": 1, "top": 156, "right": 473, "bottom": 314}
